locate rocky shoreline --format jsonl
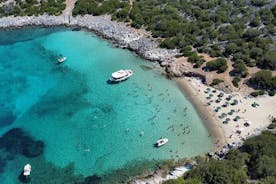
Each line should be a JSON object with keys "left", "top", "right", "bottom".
{"left": 0, "top": 15, "right": 178, "bottom": 65}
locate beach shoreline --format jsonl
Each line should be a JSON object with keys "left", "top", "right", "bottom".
{"left": 177, "top": 77, "right": 276, "bottom": 151}
{"left": 176, "top": 78, "right": 227, "bottom": 151}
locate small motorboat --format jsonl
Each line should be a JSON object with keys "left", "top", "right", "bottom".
{"left": 57, "top": 57, "right": 67, "bottom": 63}
{"left": 23, "top": 164, "right": 31, "bottom": 176}
{"left": 155, "top": 137, "right": 168, "bottom": 147}
{"left": 109, "top": 69, "right": 133, "bottom": 83}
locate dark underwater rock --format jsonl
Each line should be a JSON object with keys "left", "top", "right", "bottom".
{"left": 0, "top": 110, "right": 16, "bottom": 128}
{"left": 83, "top": 175, "right": 101, "bottom": 184}
{"left": 22, "top": 140, "right": 44, "bottom": 158}
{"left": 0, "top": 128, "right": 44, "bottom": 158}
{"left": 72, "top": 27, "right": 81, "bottom": 31}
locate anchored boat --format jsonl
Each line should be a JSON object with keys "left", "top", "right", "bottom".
{"left": 57, "top": 57, "right": 67, "bottom": 63}
{"left": 23, "top": 164, "right": 31, "bottom": 176}
{"left": 155, "top": 137, "right": 168, "bottom": 147}
{"left": 109, "top": 69, "right": 133, "bottom": 83}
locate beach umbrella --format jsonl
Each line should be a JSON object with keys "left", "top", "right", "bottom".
{"left": 209, "top": 94, "right": 214, "bottom": 97}
{"left": 226, "top": 118, "right": 231, "bottom": 121}
{"left": 207, "top": 88, "right": 211, "bottom": 91}
{"left": 226, "top": 95, "right": 232, "bottom": 100}
{"left": 230, "top": 109, "right": 235, "bottom": 113}
{"left": 233, "top": 116, "right": 240, "bottom": 121}
{"left": 236, "top": 127, "right": 244, "bottom": 134}
{"left": 218, "top": 92, "right": 224, "bottom": 97}
{"left": 228, "top": 111, "right": 233, "bottom": 115}
{"left": 223, "top": 120, "right": 228, "bottom": 124}
{"left": 221, "top": 113, "right": 227, "bottom": 117}
{"left": 222, "top": 103, "right": 228, "bottom": 107}
{"left": 231, "top": 99, "right": 238, "bottom": 105}
{"left": 252, "top": 102, "right": 259, "bottom": 107}
{"left": 217, "top": 107, "right": 221, "bottom": 109}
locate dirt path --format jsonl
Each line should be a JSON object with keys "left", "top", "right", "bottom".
{"left": 62, "top": 0, "right": 77, "bottom": 22}
{"left": 129, "top": 0, "right": 134, "bottom": 14}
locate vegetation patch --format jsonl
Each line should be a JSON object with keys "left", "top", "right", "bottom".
{"left": 0, "top": 0, "right": 66, "bottom": 16}
{"left": 211, "top": 78, "right": 224, "bottom": 86}
{"left": 250, "top": 90, "right": 265, "bottom": 97}
{"left": 206, "top": 58, "right": 228, "bottom": 73}
{"left": 249, "top": 70, "right": 276, "bottom": 90}
{"left": 183, "top": 131, "right": 276, "bottom": 184}
{"left": 232, "top": 77, "right": 241, "bottom": 88}
{"left": 187, "top": 54, "right": 205, "bottom": 68}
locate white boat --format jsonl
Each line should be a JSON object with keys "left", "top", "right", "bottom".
{"left": 57, "top": 57, "right": 67, "bottom": 63}
{"left": 23, "top": 164, "right": 31, "bottom": 176}
{"left": 155, "top": 137, "right": 168, "bottom": 147}
{"left": 109, "top": 70, "right": 133, "bottom": 83}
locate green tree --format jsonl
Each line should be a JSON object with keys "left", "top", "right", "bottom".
{"left": 232, "top": 60, "right": 248, "bottom": 78}
{"left": 259, "top": 51, "right": 276, "bottom": 70}
{"left": 243, "top": 28, "right": 261, "bottom": 41}
{"left": 232, "top": 77, "right": 241, "bottom": 88}
{"left": 250, "top": 14, "right": 261, "bottom": 27}
{"left": 185, "top": 160, "right": 247, "bottom": 184}
{"left": 211, "top": 78, "right": 224, "bottom": 86}
{"left": 206, "top": 58, "right": 228, "bottom": 73}
{"left": 249, "top": 70, "right": 276, "bottom": 90}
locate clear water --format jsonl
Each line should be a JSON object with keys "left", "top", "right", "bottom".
{"left": 0, "top": 27, "right": 213, "bottom": 183}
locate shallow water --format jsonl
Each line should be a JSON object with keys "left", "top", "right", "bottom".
{"left": 0, "top": 27, "right": 213, "bottom": 183}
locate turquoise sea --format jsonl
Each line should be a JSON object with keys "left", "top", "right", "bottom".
{"left": 0, "top": 27, "right": 213, "bottom": 183}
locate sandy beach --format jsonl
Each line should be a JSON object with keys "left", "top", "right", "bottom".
{"left": 176, "top": 78, "right": 227, "bottom": 150}
{"left": 177, "top": 77, "right": 276, "bottom": 150}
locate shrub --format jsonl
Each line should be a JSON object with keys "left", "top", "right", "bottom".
{"left": 232, "top": 60, "right": 248, "bottom": 78}
{"left": 249, "top": 70, "right": 276, "bottom": 90}
{"left": 163, "top": 177, "right": 185, "bottom": 184}
{"left": 206, "top": 58, "right": 228, "bottom": 73}
{"left": 267, "top": 123, "right": 276, "bottom": 129}
{"left": 188, "top": 54, "right": 205, "bottom": 68}
{"left": 232, "top": 77, "right": 241, "bottom": 88}
{"left": 250, "top": 90, "right": 265, "bottom": 97}
{"left": 211, "top": 78, "right": 224, "bottom": 85}
{"left": 250, "top": 91, "right": 260, "bottom": 97}
{"left": 268, "top": 91, "right": 275, "bottom": 96}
